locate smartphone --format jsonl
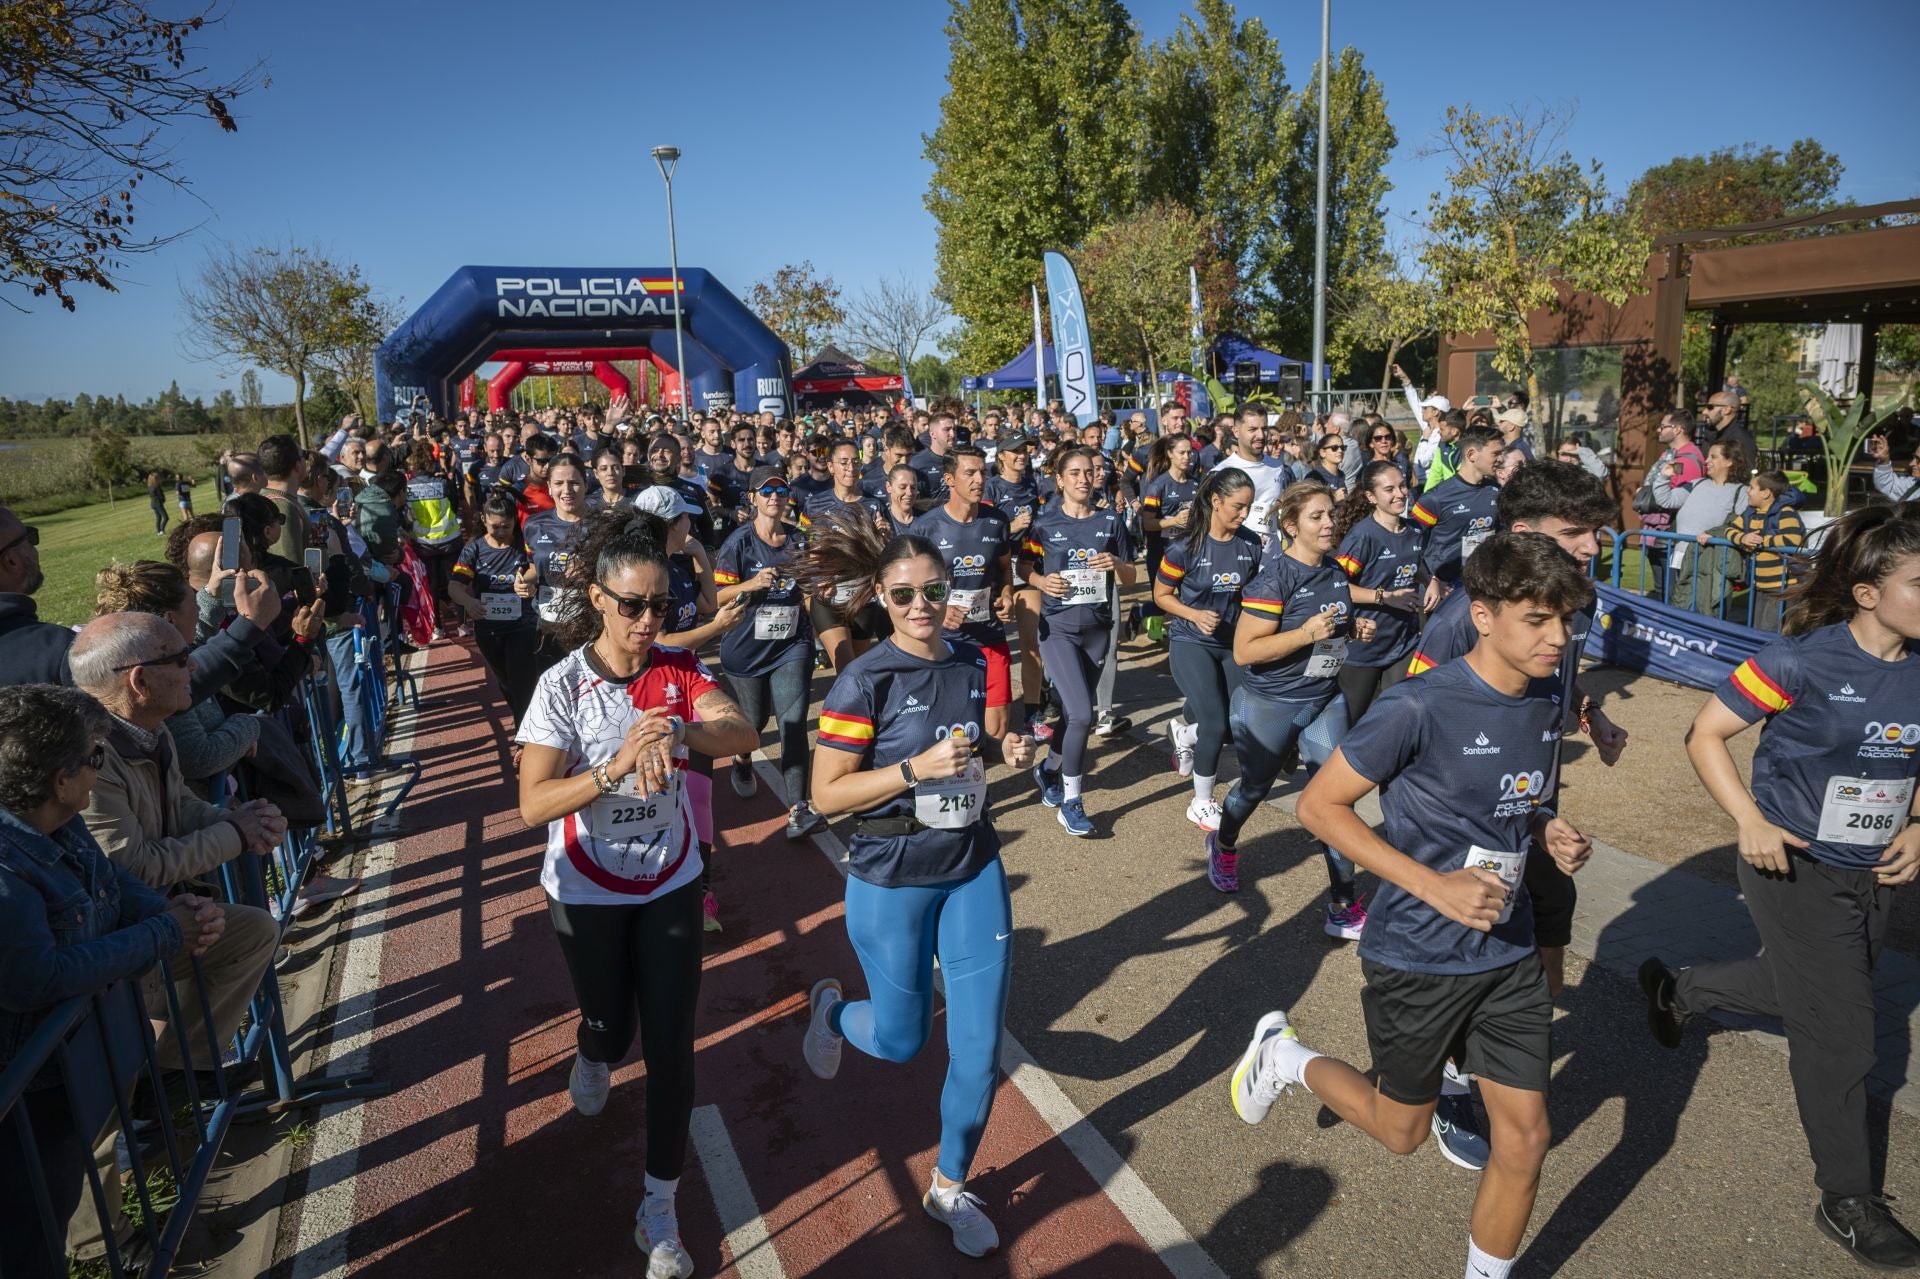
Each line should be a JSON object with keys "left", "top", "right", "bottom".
{"left": 218, "top": 515, "right": 242, "bottom": 607}
{"left": 305, "top": 547, "right": 324, "bottom": 578}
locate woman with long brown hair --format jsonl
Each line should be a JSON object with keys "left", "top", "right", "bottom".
{"left": 1645, "top": 502, "right": 1920, "bottom": 1270}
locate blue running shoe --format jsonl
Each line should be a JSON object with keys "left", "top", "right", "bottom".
{"left": 1431, "top": 1092, "right": 1490, "bottom": 1170}
{"left": 1057, "top": 797, "right": 1094, "bottom": 837}
{"left": 1032, "top": 764, "right": 1063, "bottom": 809}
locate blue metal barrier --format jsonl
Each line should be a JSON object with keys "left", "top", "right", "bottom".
{"left": 1599, "top": 525, "right": 1811, "bottom": 635}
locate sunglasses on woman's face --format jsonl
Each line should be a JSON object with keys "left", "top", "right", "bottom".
{"left": 883, "top": 582, "right": 949, "bottom": 608}
{"left": 755, "top": 484, "right": 789, "bottom": 498}
{"left": 1371, "top": 434, "right": 1395, "bottom": 444}
{"left": 597, "top": 584, "right": 676, "bottom": 619}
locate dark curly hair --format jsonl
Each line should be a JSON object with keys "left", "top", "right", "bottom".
{"left": 796, "top": 506, "right": 943, "bottom": 623}
{"left": 543, "top": 507, "right": 672, "bottom": 652}
{"left": 0, "top": 685, "right": 110, "bottom": 815}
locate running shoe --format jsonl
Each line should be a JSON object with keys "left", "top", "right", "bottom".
{"left": 1229, "top": 1010, "right": 1301, "bottom": 1125}
{"left": 634, "top": 1198, "right": 696, "bottom": 1279}
{"left": 1167, "top": 714, "right": 1195, "bottom": 777}
{"left": 923, "top": 1179, "right": 1000, "bottom": 1258}
{"left": 702, "top": 890, "right": 722, "bottom": 933}
{"left": 1031, "top": 763, "right": 1063, "bottom": 809}
{"left": 1057, "top": 797, "right": 1094, "bottom": 837}
{"left": 1324, "top": 896, "right": 1368, "bottom": 941}
{"left": 568, "top": 1054, "right": 610, "bottom": 1117}
{"left": 803, "top": 978, "right": 843, "bottom": 1080}
{"left": 730, "top": 758, "right": 758, "bottom": 798}
{"left": 1092, "top": 713, "right": 1132, "bottom": 737}
{"left": 1185, "top": 795, "right": 1222, "bottom": 832}
{"left": 1144, "top": 614, "right": 1167, "bottom": 644}
{"left": 1029, "top": 721, "right": 1056, "bottom": 745}
{"left": 1815, "top": 1193, "right": 1920, "bottom": 1270}
{"left": 1206, "top": 832, "right": 1239, "bottom": 893}
{"left": 787, "top": 803, "right": 826, "bottom": 840}
{"left": 1431, "top": 1092, "right": 1491, "bottom": 1170}
{"left": 1638, "top": 956, "right": 1690, "bottom": 1050}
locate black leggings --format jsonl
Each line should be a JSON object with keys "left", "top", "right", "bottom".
{"left": 1336, "top": 659, "right": 1409, "bottom": 724}
{"left": 547, "top": 881, "right": 704, "bottom": 1178}
{"left": 1168, "top": 640, "right": 1241, "bottom": 778}
{"left": 474, "top": 623, "right": 540, "bottom": 723}
{"left": 1038, "top": 619, "right": 1110, "bottom": 777}
{"left": 727, "top": 658, "right": 811, "bottom": 805}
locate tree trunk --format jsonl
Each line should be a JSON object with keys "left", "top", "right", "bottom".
{"left": 1142, "top": 324, "right": 1159, "bottom": 423}
{"left": 1379, "top": 337, "right": 1403, "bottom": 407}
{"left": 291, "top": 366, "right": 308, "bottom": 444}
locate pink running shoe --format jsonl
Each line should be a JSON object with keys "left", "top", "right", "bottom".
{"left": 1207, "top": 833, "right": 1240, "bottom": 893}
{"left": 1324, "top": 896, "right": 1368, "bottom": 941}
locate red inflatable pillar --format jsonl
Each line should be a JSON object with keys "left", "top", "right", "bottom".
{"left": 460, "top": 374, "right": 477, "bottom": 414}
{"left": 590, "top": 360, "right": 632, "bottom": 404}
{"left": 641, "top": 349, "right": 682, "bottom": 410}
{"left": 488, "top": 361, "right": 528, "bottom": 412}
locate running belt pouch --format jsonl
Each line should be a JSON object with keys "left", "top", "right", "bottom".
{"left": 857, "top": 817, "right": 927, "bottom": 838}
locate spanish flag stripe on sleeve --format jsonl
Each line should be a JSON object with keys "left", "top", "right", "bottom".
{"left": 818, "top": 710, "right": 876, "bottom": 746}
{"left": 1242, "top": 596, "right": 1285, "bottom": 618}
{"left": 713, "top": 570, "right": 741, "bottom": 585}
{"left": 1406, "top": 651, "right": 1435, "bottom": 677}
{"left": 1128, "top": 455, "right": 1145, "bottom": 475}
{"left": 1157, "top": 561, "right": 1187, "bottom": 584}
{"left": 1022, "top": 538, "right": 1044, "bottom": 557}
{"left": 451, "top": 563, "right": 474, "bottom": 580}
{"left": 1334, "top": 554, "right": 1362, "bottom": 578}
{"left": 1141, "top": 495, "right": 1161, "bottom": 510}
{"left": 1730, "top": 659, "right": 1792, "bottom": 714}
{"left": 1410, "top": 502, "right": 1438, "bottom": 527}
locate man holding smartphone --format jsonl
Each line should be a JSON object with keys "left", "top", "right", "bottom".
{"left": 258, "top": 435, "right": 309, "bottom": 566}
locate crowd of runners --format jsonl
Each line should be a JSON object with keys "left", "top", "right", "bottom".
{"left": 301, "top": 391, "right": 1920, "bottom": 1278}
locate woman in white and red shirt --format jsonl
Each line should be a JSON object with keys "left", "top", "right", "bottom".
{"left": 517, "top": 508, "right": 755, "bottom": 1279}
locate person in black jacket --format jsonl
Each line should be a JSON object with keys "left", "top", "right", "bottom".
{"left": 0, "top": 506, "right": 73, "bottom": 688}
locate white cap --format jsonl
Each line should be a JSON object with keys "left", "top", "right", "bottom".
{"left": 1419, "top": 394, "right": 1452, "bottom": 414}
{"left": 633, "top": 485, "right": 698, "bottom": 519}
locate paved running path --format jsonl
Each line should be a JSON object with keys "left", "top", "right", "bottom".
{"left": 275, "top": 641, "right": 1190, "bottom": 1278}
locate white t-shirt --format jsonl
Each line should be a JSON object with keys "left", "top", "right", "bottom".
{"left": 516, "top": 644, "right": 717, "bottom": 905}
{"left": 1210, "top": 453, "right": 1290, "bottom": 541}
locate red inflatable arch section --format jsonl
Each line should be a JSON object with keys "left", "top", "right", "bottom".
{"left": 485, "top": 347, "right": 684, "bottom": 413}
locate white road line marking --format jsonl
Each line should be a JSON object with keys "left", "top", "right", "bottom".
{"left": 289, "top": 653, "right": 426, "bottom": 1279}
{"left": 751, "top": 754, "right": 1226, "bottom": 1279}
{"left": 689, "top": 1104, "right": 789, "bottom": 1278}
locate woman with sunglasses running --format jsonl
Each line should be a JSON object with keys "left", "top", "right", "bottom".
{"left": 1206, "top": 483, "right": 1377, "bottom": 941}
{"left": 523, "top": 453, "right": 592, "bottom": 674}
{"left": 803, "top": 438, "right": 888, "bottom": 673}
{"left": 449, "top": 490, "right": 541, "bottom": 729}
{"left": 795, "top": 508, "right": 1038, "bottom": 1260}
{"left": 1305, "top": 434, "right": 1349, "bottom": 503}
{"left": 1156, "top": 469, "right": 1260, "bottom": 832}
{"left": 1331, "top": 461, "right": 1426, "bottom": 721}
{"left": 713, "top": 465, "right": 824, "bottom": 839}
{"left": 1021, "top": 446, "right": 1135, "bottom": 837}
{"left": 517, "top": 508, "right": 757, "bottom": 1279}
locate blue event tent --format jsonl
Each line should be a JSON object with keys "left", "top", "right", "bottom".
{"left": 1155, "top": 333, "right": 1328, "bottom": 387}
{"left": 962, "top": 341, "right": 1137, "bottom": 392}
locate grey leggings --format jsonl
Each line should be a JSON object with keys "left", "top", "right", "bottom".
{"left": 1039, "top": 619, "right": 1110, "bottom": 777}
{"left": 727, "top": 657, "right": 811, "bottom": 805}
{"left": 1168, "top": 640, "right": 1243, "bottom": 777}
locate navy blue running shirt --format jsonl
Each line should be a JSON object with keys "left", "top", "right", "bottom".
{"left": 1334, "top": 516, "right": 1425, "bottom": 669}
{"left": 1411, "top": 474, "right": 1499, "bottom": 584}
{"left": 1022, "top": 504, "right": 1132, "bottom": 634}
{"left": 1339, "top": 659, "right": 1563, "bottom": 974}
{"left": 1239, "top": 552, "right": 1355, "bottom": 702}
{"left": 453, "top": 536, "right": 534, "bottom": 631}
{"left": 1156, "top": 531, "right": 1263, "bottom": 650}
{"left": 712, "top": 524, "right": 812, "bottom": 677}
{"left": 908, "top": 505, "right": 1013, "bottom": 648}
{"left": 818, "top": 639, "right": 1001, "bottom": 887}
{"left": 1718, "top": 624, "right": 1920, "bottom": 871}
{"left": 984, "top": 473, "right": 1041, "bottom": 530}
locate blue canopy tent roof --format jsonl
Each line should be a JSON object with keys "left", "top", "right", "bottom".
{"left": 1154, "top": 333, "right": 1328, "bottom": 386}
{"left": 962, "top": 341, "right": 1136, "bottom": 391}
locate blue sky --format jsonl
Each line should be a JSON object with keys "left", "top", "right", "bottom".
{"left": 2, "top": 0, "right": 1914, "bottom": 403}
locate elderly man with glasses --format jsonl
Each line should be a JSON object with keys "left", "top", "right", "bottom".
{"left": 0, "top": 505, "right": 75, "bottom": 687}
{"left": 67, "top": 612, "right": 281, "bottom": 1080}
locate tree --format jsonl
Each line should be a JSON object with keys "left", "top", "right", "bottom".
{"left": 238, "top": 368, "right": 262, "bottom": 426}
{"left": 746, "top": 261, "right": 844, "bottom": 365}
{"left": 1076, "top": 200, "right": 1236, "bottom": 392}
{"left": 179, "top": 242, "right": 375, "bottom": 442}
{"left": 1420, "top": 105, "right": 1650, "bottom": 398}
{"left": 311, "top": 291, "right": 406, "bottom": 422}
{"left": 1, "top": 1, "right": 264, "bottom": 311}
{"left": 924, "top": 0, "right": 1142, "bottom": 372}
{"left": 843, "top": 274, "right": 950, "bottom": 370}
{"left": 1631, "top": 140, "right": 1844, "bottom": 242}
{"left": 1330, "top": 253, "right": 1437, "bottom": 396}
{"left": 1264, "top": 46, "right": 1396, "bottom": 358}
{"left": 85, "top": 427, "right": 130, "bottom": 503}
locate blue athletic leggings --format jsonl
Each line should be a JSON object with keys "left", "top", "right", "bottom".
{"left": 830, "top": 858, "right": 1013, "bottom": 1182}
{"left": 1038, "top": 620, "right": 1110, "bottom": 777}
{"left": 1219, "top": 688, "right": 1357, "bottom": 905}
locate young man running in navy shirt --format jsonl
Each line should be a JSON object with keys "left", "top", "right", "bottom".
{"left": 1228, "top": 532, "right": 1596, "bottom": 1279}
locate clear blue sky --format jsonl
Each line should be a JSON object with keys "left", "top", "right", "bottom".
{"left": 2, "top": 0, "right": 1914, "bottom": 403}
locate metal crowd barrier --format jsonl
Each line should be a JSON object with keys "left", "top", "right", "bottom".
{"left": 1599, "top": 525, "right": 1815, "bottom": 635}
{"left": 0, "top": 595, "right": 423, "bottom": 1277}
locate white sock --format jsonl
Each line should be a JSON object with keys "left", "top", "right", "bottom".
{"left": 929, "top": 1170, "right": 965, "bottom": 1206}
{"left": 1465, "top": 1236, "right": 1513, "bottom": 1279}
{"left": 1442, "top": 1059, "right": 1472, "bottom": 1096}
{"left": 1193, "top": 773, "right": 1216, "bottom": 804}
{"left": 1063, "top": 773, "right": 1085, "bottom": 801}
{"left": 642, "top": 1173, "right": 678, "bottom": 1207}
{"left": 1264, "top": 1034, "right": 1323, "bottom": 1094}
{"left": 1177, "top": 720, "right": 1200, "bottom": 749}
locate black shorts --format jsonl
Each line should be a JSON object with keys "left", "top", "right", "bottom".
{"left": 808, "top": 595, "right": 887, "bottom": 643}
{"left": 1360, "top": 953, "right": 1552, "bottom": 1105}
{"left": 1524, "top": 844, "right": 1577, "bottom": 950}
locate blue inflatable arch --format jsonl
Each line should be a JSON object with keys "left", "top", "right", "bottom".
{"left": 374, "top": 266, "right": 793, "bottom": 423}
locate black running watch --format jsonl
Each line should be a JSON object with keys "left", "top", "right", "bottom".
{"left": 900, "top": 759, "right": 917, "bottom": 786}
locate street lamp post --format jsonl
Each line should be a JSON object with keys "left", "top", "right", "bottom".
{"left": 650, "top": 144, "right": 687, "bottom": 416}
{"left": 1310, "top": 0, "right": 1331, "bottom": 406}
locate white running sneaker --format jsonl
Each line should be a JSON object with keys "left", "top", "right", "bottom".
{"left": 803, "top": 978, "right": 843, "bottom": 1080}
{"left": 568, "top": 1054, "right": 610, "bottom": 1117}
{"left": 923, "top": 1178, "right": 1000, "bottom": 1257}
{"left": 1229, "top": 1010, "right": 1302, "bottom": 1125}
{"left": 1185, "top": 795, "right": 1222, "bottom": 832}
{"left": 1166, "top": 715, "right": 1195, "bottom": 777}
{"left": 634, "top": 1198, "right": 695, "bottom": 1279}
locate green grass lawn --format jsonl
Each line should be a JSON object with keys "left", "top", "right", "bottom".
{"left": 27, "top": 478, "right": 223, "bottom": 626}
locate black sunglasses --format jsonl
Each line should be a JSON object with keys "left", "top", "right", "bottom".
{"left": 72, "top": 743, "right": 106, "bottom": 771}
{"left": 596, "top": 583, "right": 676, "bottom": 619}
{"left": 0, "top": 524, "right": 40, "bottom": 556}
{"left": 1370, "top": 433, "right": 1396, "bottom": 443}
{"left": 755, "top": 484, "right": 790, "bottom": 497}
{"left": 883, "top": 582, "right": 950, "bottom": 608}
{"left": 112, "top": 644, "right": 194, "bottom": 673}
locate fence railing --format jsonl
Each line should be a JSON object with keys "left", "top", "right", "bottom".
{"left": 0, "top": 596, "right": 416, "bottom": 1277}
{"left": 1593, "top": 525, "right": 1818, "bottom": 635}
